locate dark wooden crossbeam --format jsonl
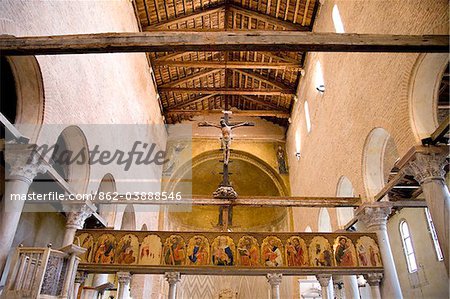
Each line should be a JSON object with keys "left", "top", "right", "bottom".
{"left": 153, "top": 60, "right": 302, "bottom": 69}
{"left": 1, "top": 32, "right": 447, "bottom": 55}
{"left": 159, "top": 87, "right": 294, "bottom": 95}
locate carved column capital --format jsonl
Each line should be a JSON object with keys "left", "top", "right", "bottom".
{"left": 63, "top": 204, "right": 95, "bottom": 229}
{"left": 5, "top": 143, "right": 47, "bottom": 184}
{"left": 405, "top": 152, "right": 448, "bottom": 184}
{"left": 117, "top": 271, "right": 132, "bottom": 285}
{"left": 75, "top": 271, "right": 88, "bottom": 284}
{"left": 266, "top": 273, "right": 283, "bottom": 286}
{"left": 356, "top": 203, "right": 392, "bottom": 231}
{"left": 316, "top": 274, "right": 332, "bottom": 287}
{"left": 164, "top": 272, "right": 181, "bottom": 284}
{"left": 363, "top": 273, "right": 383, "bottom": 286}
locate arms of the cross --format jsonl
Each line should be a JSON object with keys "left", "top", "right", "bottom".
{"left": 198, "top": 121, "right": 221, "bottom": 128}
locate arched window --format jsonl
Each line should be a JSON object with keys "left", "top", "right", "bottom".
{"left": 399, "top": 220, "right": 418, "bottom": 273}
{"left": 304, "top": 101, "right": 311, "bottom": 133}
{"left": 424, "top": 208, "right": 444, "bottom": 261}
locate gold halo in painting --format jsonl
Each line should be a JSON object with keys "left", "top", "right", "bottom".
{"left": 285, "top": 236, "right": 308, "bottom": 267}
{"left": 356, "top": 236, "right": 382, "bottom": 267}
{"left": 186, "top": 235, "right": 210, "bottom": 265}
{"left": 333, "top": 236, "right": 357, "bottom": 267}
{"left": 116, "top": 234, "right": 139, "bottom": 265}
{"left": 163, "top": 235, "right": 186, "bottom": 265}
{"left": 309, "top": 236, "right": 333, "bottom": 267}
{"left": 211, "top": 236, "right": 235, "bottom": 266}
{"left": 237, "top": 236, "right": 260, "bottom": 266}
{"left": 93, "top": 234, "right": 116, "bottom": 264}
{"left": 261, "top": 236, "right": 283, "bottom": 267}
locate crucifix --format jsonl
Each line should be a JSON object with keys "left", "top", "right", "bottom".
{"left": 198, "top": 111, "right": 254, "bottom": 229}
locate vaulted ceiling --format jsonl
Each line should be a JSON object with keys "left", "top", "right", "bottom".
{"left": 134, "top": 0, "right": 319, "bottom": 125}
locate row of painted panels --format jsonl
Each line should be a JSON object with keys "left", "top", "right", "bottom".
{"left": 75, "top": 233, "right": 382, "bottom": 268}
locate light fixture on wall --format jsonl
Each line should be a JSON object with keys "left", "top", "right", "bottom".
{"left": 295, "top": 152, "right": 301, "bottom": 160}
{"left": 316, "top": 84, "right": 325, "bottom": 93}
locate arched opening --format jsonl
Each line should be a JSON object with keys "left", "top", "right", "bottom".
{"left": 362, "top": 128, "right": 399, "bottom": 200}
{"left": 96, "top": 174, "right": 117, "bottom": 228}
{"left": 121, "top": 204, "right": 136, "bottom": 230}
{"left": 318, "top": 208, "right": 332, "bottom": 232}
{"left": 409, "top": 53, "right": 448, "bottom": 141}
{"left": 336, "top": 176, "right": 355, "bottom": 229}
{"left": 51, "top": 126, "right": 90, "bottom": 194}
{"left": 164, "top": 150, "right": 289, "bottom": 230}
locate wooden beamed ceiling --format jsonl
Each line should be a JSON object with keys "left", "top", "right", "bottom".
{"left": 135, "top": 0, "right": 319, "bottom": 125}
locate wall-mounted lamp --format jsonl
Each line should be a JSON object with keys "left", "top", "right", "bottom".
{"left": 316, "top": 84, "right": 325, "bottom": 93}
{"left": 295, "top": 152, "right": 301, "bottom": 160}
{"left": 293, "top": 95, "right": 298, "bottom": 102}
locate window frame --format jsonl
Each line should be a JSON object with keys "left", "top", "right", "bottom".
{"left": 424, "top": 208, "right": 444, "bottom": 261}
{"left": 399, "top": 220, "right": 418, "bottom": 273}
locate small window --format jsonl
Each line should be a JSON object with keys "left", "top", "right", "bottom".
{"left": 424, "top": 208, "right": 444, "bottom": 261}
{"left": 304, "top": 101, "right": 311, "bottom": 133}
{"left": 399, "top": 220, "right": 418, "bottom": 273}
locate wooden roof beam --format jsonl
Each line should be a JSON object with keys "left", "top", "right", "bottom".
{"left": 159, "top": 87, "right": 294, "bottom": 95}
{"left": 145, "top": 5, "right": 225, "bottom": 29}
{"left": 153, "top": 60, "right": 301, "bottom": 69}
{"left": 165, "top": 109, "right": 290, "bottom": 118}
{"left": 1, "top": 32, "right": 448, "bottom": 55}
{"left": 228, "top": 4, "right": 310, "bottom": 31}
{"left": 160, "top": 69, "right": 222, "bottom": 88}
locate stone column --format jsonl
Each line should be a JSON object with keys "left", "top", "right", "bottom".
{"left": 266, "top": 273, "right": 282, "bottom": 299}
{"left": 406, "top": 151, "right": 449, "bottom": 274}
{"left": 165, "top": 272, "right": 181, "bottom": 299}
{"left": 62, "top": 204, "right": 95, "bottom": 247}
{"left": 357, "top": 204, "right": 403, "bottom": 299}
{"left": 333, "top": 276, "right": 344, "bottom": 299}
{"left": 0, "top": 144, "right": 47, "bottom": 274}
{"left": 364, "top": 273, "right": 383, "bottom": 299}
{"left": 73, "top": 271, "right": 87, "bottom": 299}
{"left": 316, "top": 274, "right": 333, "bottom": 299}
{"left": 117, "top": 272, "right": 132, "bottom": 299}
{"left": 342, "top": 275, "right": 360, "bottom": 299}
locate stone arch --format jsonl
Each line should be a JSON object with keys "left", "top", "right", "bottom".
{"left": 97, "top": 173, "right": 117, "bottom": 227}
{"left": 165, "top": 149, "right": 289, "bottom": 196}
{"left": 318, "top": 208, "right": 332, "bottom": 232}
{"left": 362, "top": 128, "right": 399, "bottom": 200}
{"left": 0, "top": 20, "right": 45, "bottom": 143}
{"left": 336, "top": 176, "right": 355, "bottom": 229}
{"left": 408, "top": 53, "right": 448, "bottom": 141}
{"left": 51, "top": 125, "right": 90, "bottom": 194}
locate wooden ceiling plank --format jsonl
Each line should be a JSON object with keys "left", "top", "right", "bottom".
{"left": 159, "top": 87, "right": 294, "bottom": 95}
{"left": 168, "top": 93, "right": 219, "bottom": 109}
{"left": 293, "top": 0, "right": 300, "bottom": 24}
{"left": 160, "top": 68, "right": 221, "bottom": 88}
{"left": 229, "top": 3, "right": 309, "bottom": 31}
{"left": 2, "top": 32, "right": 448, "bottom": 55}
{"left": 145, "top": 5, "right": 225, "bottom": 29}
{"left": 233, "top": 69, "right": 291, "bottom": 89}
{"left": 240, "top": 95, "right": 286, "bottom": 110}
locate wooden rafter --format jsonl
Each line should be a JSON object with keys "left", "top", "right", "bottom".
{"left": 154, "top": 60, "right": 302, "bottom": 69}
{"left": 2, "top": 32, "right": 448, "bottom": 55}
{"left": 159, "top": 87, "right": 294, "bottom": 95}
{"left": 228, "top": 4, "right": 310, "bottom": 31}
{"left": 168, "top": 93, "right": 219, "bottom": 109}
{"left": 232, "top": 69, "right": 293, "bottom": 89}
{"left": 239, "top": 95, "right": 287, "bottom": 110}
{"left": 159, "top": 69, "right": 222, "bottom": 87}
{"left": 144, "top": 5, "right": 225, "bottom": 29}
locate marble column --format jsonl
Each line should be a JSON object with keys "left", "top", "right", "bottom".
{"left": 342, "top": 275, "right": 360, "bottom": 299}
{"left": 117, "top": 272, "right": 132, "bottom": 299}
{"left": 0, "top": 144, "right": 47, "bottom": 275}
{"left": 266, "top": 273, "right": 282, "bottom": 299}
{"left": 364, "top": 273, "right": 383, "bottom": 299}
{"left": 165, "top": 272, "right": 180, "bottom": 299}
{"left": 406, "top": 151, "right": 449, "bottom": 274}
{"left": 73, "top": 271, "right": 87, "bottom": 299}
{"left": 62, "top": 204, "right": 95, "bottom": 247}
{"left": 316, "top": 274, "right": 333, "bottom": 299}
{"left": 357, "top": 204, "right": 403, "bottom": 299}
{"left": 333, "top": 276, "right": 344, "bottom": 299}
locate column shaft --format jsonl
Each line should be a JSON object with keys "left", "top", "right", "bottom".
{"left": 165, "top": 272, "right": 180, "bottom": 299}
{"left": 343, "top": 275, "right": 360, "bottom": 299}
